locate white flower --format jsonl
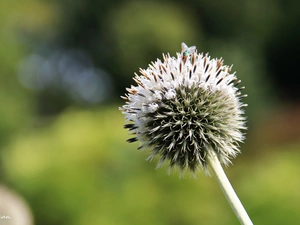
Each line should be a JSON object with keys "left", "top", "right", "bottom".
{"left": 120, "top": 43, "right": 247, "bottom": 172}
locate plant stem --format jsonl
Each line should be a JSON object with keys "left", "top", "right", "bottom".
{"left": 207, "top": 150, "right": 253, "bottom": 225}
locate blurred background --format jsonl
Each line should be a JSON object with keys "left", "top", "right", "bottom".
{"left": 0, "top": 0, "right": 300, "bottom": 224}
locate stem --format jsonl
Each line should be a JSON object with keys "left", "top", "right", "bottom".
{"left": 207, "top": 151, "right": 253, "bottom": 225}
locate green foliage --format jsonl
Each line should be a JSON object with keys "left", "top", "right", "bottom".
{"left": 106, "top": 1, "right": 203, "bottom": 78}
{"left": 0, "top": 0, "right": 300, "bottom": 224}
{"left": 236, "top": 147, "right": 300, "bottom": 225}
{"left": 2, "top": 107, "right": 300, "bottom": 225}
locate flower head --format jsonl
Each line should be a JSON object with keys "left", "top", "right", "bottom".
{"left": 120, "top": 43, "right": 247, "bottom": 173}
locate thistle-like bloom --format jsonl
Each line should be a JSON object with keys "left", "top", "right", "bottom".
{"left": 120, "top": 43, "right": 247, "bottom": 172}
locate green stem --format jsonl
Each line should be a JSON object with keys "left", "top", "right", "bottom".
{"left": 207, "top": 151, "right": 253, "bottom": 225}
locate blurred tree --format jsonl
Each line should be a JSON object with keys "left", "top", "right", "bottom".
{"left": 10, "top": 0, "right": 298, "bottom": 121}
{"left": 105, "top": 1, "right": 202, "bottom": 79}
{"left": 264, "top": 3, "right": 300, "bottom": 102}
{"left": 47, "top": 0, "right": 203, "bottom": 103}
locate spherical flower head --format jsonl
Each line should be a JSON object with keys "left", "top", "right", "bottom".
{"left": 120, "top": 43, "right": 247, "bottom": 173}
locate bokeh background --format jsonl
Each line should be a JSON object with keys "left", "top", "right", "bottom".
{"left": 1, "top": 0, "right": 300, "bottom": 224}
